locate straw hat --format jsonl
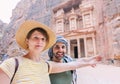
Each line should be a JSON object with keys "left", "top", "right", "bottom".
{"left": 15, "top": 20, "right": 56, "bottom": 51}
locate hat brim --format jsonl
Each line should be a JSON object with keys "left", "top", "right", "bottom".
{"left": 15, "top": 20, "right": 56, "bottom": 51}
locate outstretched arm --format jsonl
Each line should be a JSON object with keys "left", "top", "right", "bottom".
{"left": 77, "top": 55, "right": 102, "bottom": 63}
{"left": 49, "top": 60, "right": 97, "bottom": 74}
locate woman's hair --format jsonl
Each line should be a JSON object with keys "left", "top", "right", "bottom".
{"left": 26, "top": 27, "right": 49, "bottom": 41}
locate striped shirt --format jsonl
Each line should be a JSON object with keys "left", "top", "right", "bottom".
{"left": 0, "top": 56, "right": 51, "bottom": 84}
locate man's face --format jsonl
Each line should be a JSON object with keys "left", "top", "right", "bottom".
{"left": 52, "top": 42, "right": 67, "bottom": 62}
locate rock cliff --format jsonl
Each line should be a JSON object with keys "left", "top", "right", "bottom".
{"left": 0, "top": 0, "right": 67, "bottom": 57}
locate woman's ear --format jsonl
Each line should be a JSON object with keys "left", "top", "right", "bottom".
{"left": 25, "top": 39, "right": 29, "bottom": 49}
{"left": 25, "top": 39, "right": 29, "bottom": 44}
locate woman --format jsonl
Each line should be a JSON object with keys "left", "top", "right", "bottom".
{"left": 0, "top": 20, "right": 102, "bottom": 84}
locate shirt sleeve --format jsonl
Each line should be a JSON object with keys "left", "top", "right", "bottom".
{"left": 0, "top": 58, "right": 16, "bottom": 79}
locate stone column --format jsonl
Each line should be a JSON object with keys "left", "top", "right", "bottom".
{"left": 67, "top": 39, "right": 71, "bottom": 56}
{"left": 77, "top": 38, "right": 81, "bottom": 58}
{"left": 84, "top": 37, "right": 87, "bottom": 57}
{"left": 92, "top": 35, "right": 96, "bottom": 56}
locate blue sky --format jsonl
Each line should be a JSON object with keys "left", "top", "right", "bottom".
{"left": 0, "top": 0, "right": 21, "bottom": 23}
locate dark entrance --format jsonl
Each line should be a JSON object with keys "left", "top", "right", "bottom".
{"left": 74, "top": 46, "right": 78, "bottom": 58}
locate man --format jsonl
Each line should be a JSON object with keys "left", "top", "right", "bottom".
{"left": 48, "top": 35, "right": 102, "bottom": 84}
{"left": 48, "top": 35, "right": 77, "bottom": 84}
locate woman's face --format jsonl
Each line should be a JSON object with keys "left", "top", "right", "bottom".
{"left": 26, "top": 30, "right": 47, "bottom": 52}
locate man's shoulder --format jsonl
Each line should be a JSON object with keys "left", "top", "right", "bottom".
{"left": 63, "top": 55, "right": 73, "bottom": 62}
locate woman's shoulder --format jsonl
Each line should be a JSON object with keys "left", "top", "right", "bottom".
{"left": 1, "top": 57, "right": 15, "bottom": 64}
{"left": 0, "top": 57, "right": 16, "bottom": 76}
{"left": 0, "top": 56, "right": 23, "bottom": 66}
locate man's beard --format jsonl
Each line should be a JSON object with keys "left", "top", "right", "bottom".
{"left": 53, "top": 52, "right": 65, "bottom": 61}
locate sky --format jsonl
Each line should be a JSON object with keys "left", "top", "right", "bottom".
{"left": 0, "top": 0, "right": 21, "bottom": 23}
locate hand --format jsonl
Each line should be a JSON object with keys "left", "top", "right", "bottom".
{"left": 89, "top": 55, "right": 102, "bottom": 67}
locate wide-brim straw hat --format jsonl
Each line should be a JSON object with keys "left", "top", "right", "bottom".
{"left": 15, "top": 20, "right": 56, "bottom": 51}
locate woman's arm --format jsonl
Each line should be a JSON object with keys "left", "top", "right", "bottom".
{"left": 0, "top": 68, "right": 10, "bottom": 84}
{"left": 77, "top": 55, "right": 102, "bottom": 62}
{"left": 49, "top": 61, "right": 95, "bottom": 74}
{"left": 49, "top": 56, "right": 102, "bottom": 74}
